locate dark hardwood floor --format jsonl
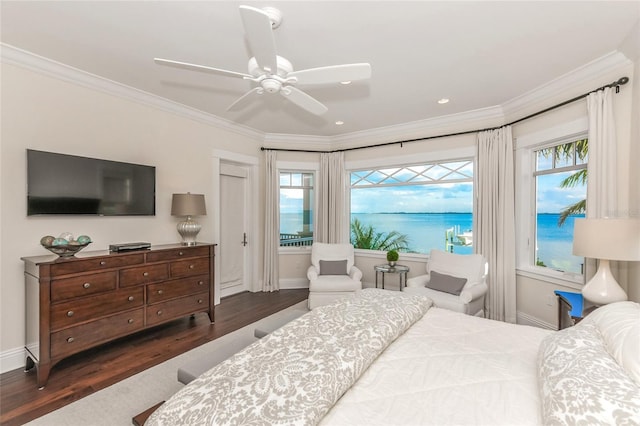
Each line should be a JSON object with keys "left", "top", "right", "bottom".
{"left": 0, "top": 289, "right": 308, "bottom": 426}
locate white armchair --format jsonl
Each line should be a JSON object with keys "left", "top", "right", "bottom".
{"left": 307, "top": 243, "right": 363, "bottom": 309}
{"left": 405, "top": 249, "right": 488, "bottom": 317}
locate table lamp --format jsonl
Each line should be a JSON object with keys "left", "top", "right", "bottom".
{"left": 171, "top": 193, "right": 207, "bottom": 246}
{"left": 572, "top": 217, "right": 640, "bottom": 305}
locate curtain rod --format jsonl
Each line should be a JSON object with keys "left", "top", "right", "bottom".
{"left": 260, "top": 76, "right": 629, "bottom": 154}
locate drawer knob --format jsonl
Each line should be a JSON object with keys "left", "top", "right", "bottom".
{"left": 100, "top": 261, "right": 107, "bottom": 266}
{"left": 66, "top": 337, "right": 74, "bottom": 343}
{"left": 157, "top": 290, "right": 164, "bottom": 295}
{"left": 198, "top": 281, "right": 204, "bottom": 286}
{"left": 83, "top": 282, "right": 91, "bottom": 289}
{"left": 157, "top": 310, "right": 163, "bottom": 316}
{"left": 189, "top": 264, "right": 195, "bottom": 269}
{"left": 67, "top": 311, "right": 74, "bottom": 317}
{"left": 128, "top": 296, "right": 135, "bottom": 302}
{"left": 198, "top": 299, "right": 203, "bottom": 304}
{"left": 179, "top": 251, "right": 184, "bottom": 256}
{"left": 128, "top": 319, "right": 134, "bottom": 324}
{"left": 143, "top": 272, "right": 149, "bottom": 277}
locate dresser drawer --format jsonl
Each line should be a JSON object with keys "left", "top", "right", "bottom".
{"left": 146, "top": 292, "right": 209, "bottom": 326}
{"left": 51, "top": 287, "right": 144, "bottom": 330}
{"left": 147, "top": 275, "right": 209, "bottom": 304}
{"left": 51, "top": 272, "right": 117, "bottom": 302}
{"left": 170, "top": 257, "right": 210, "bottom": 278}
{"left": 119, "top": 264, "right": 169, "bottom": 287}
{"left": 51, "top": 308, "right": 144, "bottom": 359}
{"left": 146, "top": 246, "right": 210, "bottom": 263}
{"left": 50, "top": 254, "right": 145, "bottom": 276}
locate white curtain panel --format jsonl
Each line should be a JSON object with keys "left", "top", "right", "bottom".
{"left": 586, "top": 87, "right": 624, "bottom": 286}
{"left": 476, "top": 126, "right": 517, "bottom": 323}
{"left": 262, "top": 150, "right": 280, "bottom": 292}
{"left": 317, "top": 152, "right": 347, "bottom": 243}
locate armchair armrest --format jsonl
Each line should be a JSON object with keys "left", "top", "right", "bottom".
{"left": 460, "top": 282, "right": 488, "bottom": 304}
{"left": 349, "top": 266, "right": 363, "bottom": 282}
{"left": 307, "top": 265, "right": 319, "bottom": 281}
{"left": 406, "top": 273, "right": 430, "bottom": 288}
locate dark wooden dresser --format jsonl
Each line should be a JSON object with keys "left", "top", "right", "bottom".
{"left": 22, "top": 243, "right": 215, "bottom": 388}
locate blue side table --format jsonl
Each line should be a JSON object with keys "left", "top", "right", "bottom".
{"left": 554, "top": 290, "right": 593, "bottom": 330}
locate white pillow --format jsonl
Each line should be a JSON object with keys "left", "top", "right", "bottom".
{"left": 581, "top": 301, "right": 640, "bottom": 386}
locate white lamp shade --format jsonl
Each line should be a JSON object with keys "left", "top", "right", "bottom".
{"left": 572, "top": 218, "right": 640, "bottom": 261}
{"left": 171, "top": 193, "right": 206, "bottom": 217}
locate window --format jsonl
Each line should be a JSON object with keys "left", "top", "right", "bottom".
{"left": 350, "top": 159, "right": 474, "bottom": 255}
{"left": 533, "top": 138, "right": 587, "bottom": 274}
{"left": 280, "top": 171, "right": 314, "bottom": 247}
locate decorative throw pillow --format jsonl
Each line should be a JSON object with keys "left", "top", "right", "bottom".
{"left": 425, "top": 270, "right": 467, "bottom": 295}
{"left": 319, "top": 260, "right": 348, "bottom": 275}
{"left": 538, "top": 322, "right": 640, "bottom": 424}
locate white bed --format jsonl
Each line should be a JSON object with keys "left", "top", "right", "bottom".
{"left": 147, "top": 289, "right": 640, "bottom": 426}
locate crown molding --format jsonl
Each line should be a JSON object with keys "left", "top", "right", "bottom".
{"left": 502, "top": 51, "right": 632, "bottom": 120}
{"left": 2, "top": 43, "right": 631, "bottom": 149}
{"left": 0, "top": 43, "right": 264, "bottom": 142}
{"left": 329, "top": 105, "right": 505, "bottom": 149}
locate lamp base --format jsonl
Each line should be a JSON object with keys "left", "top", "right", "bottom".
{"left": 582, "top": 259, "right": 627, "bottom": 305}
{"left": 177, "top": 216, "right": 201, "bottom": 246}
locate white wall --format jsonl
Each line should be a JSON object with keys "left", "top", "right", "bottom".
{"left": 0, "top": 63, "right": 262, "bottom": 371}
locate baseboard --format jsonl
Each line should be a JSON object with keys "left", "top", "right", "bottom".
{"left": 0, "top": 346, "right": 25, "bottom": 374}
{"left": 517, "top": 311, "right": 556, "bottom": 330}
{"left": 278, "top": 278, "right": 309, "bottom": 290}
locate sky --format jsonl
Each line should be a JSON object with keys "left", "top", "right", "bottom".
{"left": 281, "top": 171, "right": 586, "bottom": 214}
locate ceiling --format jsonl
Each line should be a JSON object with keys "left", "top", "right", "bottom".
{"left": 1, "top": 1, "right": 638, "bottom": 138}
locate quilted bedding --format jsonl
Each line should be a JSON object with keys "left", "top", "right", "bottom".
{"left": 147, "top": 288, "right": 639, "bottom": 426}
{"left": 146, "top": 288, "right": 431, "bottom": 426}
{"left": 320, "top": 307, "right": 552, "bottom": 425}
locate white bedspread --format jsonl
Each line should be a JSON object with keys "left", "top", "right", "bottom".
{"left": 147, "top": 289, "right": 431, "bottom": 426}
{"left": 320, "top": 307, "right": 552, "bottom": 425}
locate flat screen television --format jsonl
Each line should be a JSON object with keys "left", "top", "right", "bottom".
{"left": 27, "top": 149, "right": 156, "bottom": 216}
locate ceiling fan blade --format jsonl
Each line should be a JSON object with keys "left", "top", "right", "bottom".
{"left": 239, "top": 6, "right": 278, "bottom": 74}
{"left": 289, "top": 63, "right": 372, "bottom": 85}
{"left": 154, "top": 58, "right": 252, "bottom": 79}
{"left": 281, "top": 86, "right": 328, "bottom": 115}
{"left": 227, "top": 87, "right": 263, "bottom": 111}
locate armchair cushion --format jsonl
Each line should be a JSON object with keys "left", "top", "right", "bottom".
{"left": 427, "top": 249, "right": 485, "bottom": 291}
{"left": 425, "top": 270, "right": 467, "bottom": 295}
{"left": 319, "top": 260, "right": 348, "bottom": 275}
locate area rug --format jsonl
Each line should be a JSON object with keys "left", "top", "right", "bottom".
{"left": 26, "top": 301, "right": 308, "bottom": 426}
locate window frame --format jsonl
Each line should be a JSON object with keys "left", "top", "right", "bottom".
{"left": 277, "top": 161, "right": 319, "bottom": 253}
{"left": 346, "top": 146, "right": 477, "bottom": 257}
{"left": 515, "top": 118, "right": 588, "bottom": 287}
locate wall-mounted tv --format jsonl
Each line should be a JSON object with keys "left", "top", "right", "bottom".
{"left": 27, "top": 149, "right": 156, "bottom": 216}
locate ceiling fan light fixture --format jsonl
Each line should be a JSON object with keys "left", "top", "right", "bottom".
{"left": 438, "top": 98, "right": 450, "bottom": 104}
{"left": 335, "top": 120, "right": 345, "bottom": 125}
{"left": 340, "top": 81, "right": 352, "bottom": 85}
{"left": 262, "top": 78, "right": 282, "bottom": 93}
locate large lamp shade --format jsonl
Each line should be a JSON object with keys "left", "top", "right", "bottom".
{"left": 572, "top": 218, "right": 640, "bottom": 304}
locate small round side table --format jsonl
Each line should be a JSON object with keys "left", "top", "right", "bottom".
{"left": 374, "top": 264, "right": 410, "bottom": 291}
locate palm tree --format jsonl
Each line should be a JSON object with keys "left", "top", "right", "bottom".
{"left": 350, "top": 218, "right": 410, "bottom": 251}
{"left": 557, "top": 138, "right": 588, "bottom": 226}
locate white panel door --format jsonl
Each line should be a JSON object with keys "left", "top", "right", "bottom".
{"left": 220, "top": 164, "right": 248, "bottom": 297}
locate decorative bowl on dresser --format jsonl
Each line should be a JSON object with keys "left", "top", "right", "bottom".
{"left": 22, "top": 243, "right": 216, "bottom": 389}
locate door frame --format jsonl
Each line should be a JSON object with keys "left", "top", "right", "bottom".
{"left": 212, "top": 149, "right": 260, "bottom": 305}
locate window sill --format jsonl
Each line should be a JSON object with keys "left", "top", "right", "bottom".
{"left": 516, "top": 266, "right": 584, "bottom": 290}
{"left": 279, "top": 246, "right": 312, "bottom": 254}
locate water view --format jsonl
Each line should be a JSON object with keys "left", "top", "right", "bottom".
{"left": 281, "top": 212, "right": 584, "bottom": 274}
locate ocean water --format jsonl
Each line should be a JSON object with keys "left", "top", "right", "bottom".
{"left": 281, "top": 212, "right": 584, "bottom": 274}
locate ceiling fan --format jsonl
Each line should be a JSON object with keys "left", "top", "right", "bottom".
{"left": 154, "top": 5, "right": 371, "bottom": 116}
